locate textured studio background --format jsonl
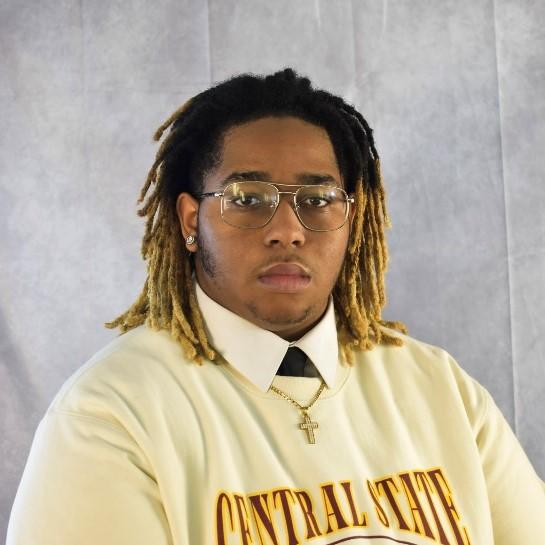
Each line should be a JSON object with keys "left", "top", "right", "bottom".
{"left": 1, "top": 0, "right": 545, "bottom": 536}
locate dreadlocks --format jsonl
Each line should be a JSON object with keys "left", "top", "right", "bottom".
{"left": 104, "top": 68, "right": 408, "bottom": 364}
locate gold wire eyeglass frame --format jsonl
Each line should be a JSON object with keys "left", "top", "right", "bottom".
{"left": 195, "top": 181, "right": 355, "bottom": 232}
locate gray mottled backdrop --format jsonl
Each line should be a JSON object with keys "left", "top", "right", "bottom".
{"left": 1, "top": 0, "right": 544, "bottom": 537}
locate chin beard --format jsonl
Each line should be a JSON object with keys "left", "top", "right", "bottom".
{"left": 246, "top": 302, "right": 314, "bottom": 327}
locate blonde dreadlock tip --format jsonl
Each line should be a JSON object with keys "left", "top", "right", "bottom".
{"left": 194, "top": 355, "right": 204, "bottom": 365}
{"left": 206, "top": 349, "right": 216, "bottom": 361}
{"left": 153, "top": 127, "right": 165, "bottom": 142}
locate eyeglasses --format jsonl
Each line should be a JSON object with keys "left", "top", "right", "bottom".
{"left": 196, "top": 181, "right": 355, "bottom": 232}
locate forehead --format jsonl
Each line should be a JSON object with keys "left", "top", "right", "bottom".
{"left": 206, "top": 116, "right": 341, "bottom": 188}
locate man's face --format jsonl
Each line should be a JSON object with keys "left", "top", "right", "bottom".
{"left": 176, "top": 116, "right": 354, "bottom": 340}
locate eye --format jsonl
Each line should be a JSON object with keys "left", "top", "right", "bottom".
{"left": 230, "top": 194, "right": 264, "bottom": 208}
{"left": 300, "top": 196, "right": 331, "bottom": 208}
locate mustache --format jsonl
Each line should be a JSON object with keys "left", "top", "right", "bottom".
{"left": 253, "top": 255, "right": 313, "bottom": 275}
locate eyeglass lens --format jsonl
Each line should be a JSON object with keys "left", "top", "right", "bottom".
{"left": 221, "top": 181, "right": 348, "bottom": 231}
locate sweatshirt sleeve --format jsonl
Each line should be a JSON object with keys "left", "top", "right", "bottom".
{"left": 473, "top": 382, "right": 545, "bottom": 542}
{"left": 6, "top": 410, "right": 173, "bottom": 545}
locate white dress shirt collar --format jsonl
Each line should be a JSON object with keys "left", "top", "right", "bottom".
{"left": 194, "top": 281, "right": 339, "bottom": 392}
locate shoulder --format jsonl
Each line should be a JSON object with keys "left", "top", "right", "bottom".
{"left": 373, "top": 324, "right": 480, "bottom": 385}
{"left": 354, "top": 325, "right": 489, "bottom": 423}
{"left": 47, "top": 324, "right": 199, "bottom": 425}
{"left": 366, "top": 324, "right": 455, "bottom": 368}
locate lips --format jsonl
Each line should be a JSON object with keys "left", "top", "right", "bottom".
{"left": 258, "top": 263, "right": 311, "bottom": 292}
{"left": 260, "top": 263, "right": 310, "bottom": 276}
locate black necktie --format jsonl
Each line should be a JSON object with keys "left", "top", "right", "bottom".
{"left": 276, "top": 347, "right": 308, "bottom": 377}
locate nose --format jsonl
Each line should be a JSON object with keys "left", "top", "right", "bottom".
{"left": 262, "top": 198, "right": 306, "bottom": 248}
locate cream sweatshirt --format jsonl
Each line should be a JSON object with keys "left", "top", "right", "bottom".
{"left": 6, "top": 323, "right": 545, "bottom": 545}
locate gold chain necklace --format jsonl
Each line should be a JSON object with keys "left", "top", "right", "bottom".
{"left": 269, "top": 380, "right": 327, "bottom": 444}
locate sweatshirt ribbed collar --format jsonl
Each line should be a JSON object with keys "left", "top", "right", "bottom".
{"left": 194, "top": 280, "right": 339, "bottom": 393}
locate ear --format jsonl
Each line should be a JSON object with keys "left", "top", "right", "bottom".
{"left": 176, "top": 192, "right": 199, "bottom": 253}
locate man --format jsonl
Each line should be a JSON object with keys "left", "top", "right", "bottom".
{"left": 7, "top": 69, "right": 545, "bottom": 545}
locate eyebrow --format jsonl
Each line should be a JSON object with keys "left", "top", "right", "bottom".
{"left": 220, "top": 170, "right": 338, "bottom": 186}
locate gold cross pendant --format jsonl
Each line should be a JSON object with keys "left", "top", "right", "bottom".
{"left": 299, "top": 410, "right": 318, "bottom": 444}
